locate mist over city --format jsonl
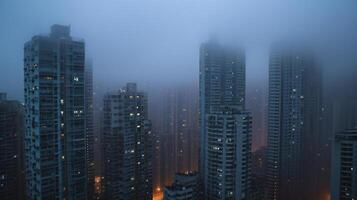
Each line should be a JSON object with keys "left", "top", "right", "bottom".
{"left": 0, "top": 0, "right": 357, "bottom": 200}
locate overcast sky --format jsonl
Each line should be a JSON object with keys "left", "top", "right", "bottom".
{"left": 1, "top": 0, "right": 357, "bottom": 100}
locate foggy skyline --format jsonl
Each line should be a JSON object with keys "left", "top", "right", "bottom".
{"left": 1, "top": 0, "right": 357, "bottom": 100}
{"left": 1, "top": 1, "right": 357, "bottom": 199}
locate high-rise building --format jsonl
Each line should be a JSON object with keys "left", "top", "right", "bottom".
{"left": 24, "top": 25, "right": 87, "bottom": 199}
{"left": 0, "top": 93, "right": 26, "bottom": 200}
{"left": 206, "top": 109, "right": 252, "bottom": 200}
{"left": 321, "top": 65, "right": 357, "bottom": 199}
{"left": 328, "top": 67, "right": 357, "bottom": 135}
{"left": 251, "top": 147, "right": 267, "bottom": 200}
{"left": 163, "top": 172, "right": 201, "bottom": 200}
{"left": 163, "top": 88, "right": 199, "bottom": 175}
{"left": 331, "top": 129, "right": 357, "bottom": 200}
{"left": 149, "top": 86, "right": 199, "bottom": 191}
{"left": 266, "top": 44, "right": 322, "bottom": 200}
{"left": 246, "top": 84, "right": 267, "bottom": 151}
{"left": 199, "top": 40, "right": 251, "bottom": 200}
{"left": 85, "top": 60, "right": 95, "bottom": 199}
{"left": 102, "top": 83, "right": 152, "bottom": 200}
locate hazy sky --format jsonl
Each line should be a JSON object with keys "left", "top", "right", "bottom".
{"left": 1, "top": 0, "right": 357, "bottom": 100}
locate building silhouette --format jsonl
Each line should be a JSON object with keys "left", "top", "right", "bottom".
{"left": 150, "top": 86, "right": 199, "bottom": 191}
{"left": 251, "top": 147, "right": 267, "bottom": 200}
{"left": 266, "top": 44, "right": 322, "bottom": 200}
{"left": 199, "top": 40, "right": 251, "bottom": 200}
{"left": 321, "top": 65, "right": 357, "bottom": 199}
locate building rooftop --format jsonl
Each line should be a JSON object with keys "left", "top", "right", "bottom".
{"left": 50, "top": 24, "right": 70, "bottom": 39}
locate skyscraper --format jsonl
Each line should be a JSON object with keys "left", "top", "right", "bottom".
{"left": 199, "top": 40, "right": 251, "bottom": 200}
{"left": 163, "top": 88, "right": 198, "bottom": 175}
{"left": 266, "top": 44, "right": 322, "bottom": 200}
{"left": 205, "top": 109, "right": 252, "bottom": 200}
{"left": 246, "top": 85, "right": 267, "bottom": 151}
{"left": 251, "top": 147, "right": 267, "bottom": 200}
{"left": 102, "top": 83, "right": 152, "bottom": 200}
{"left": 331, "top": 129, "right": 357, "bottom": 200}
{"left": 24, "top": 25, "right": 87, "bottom": 199}
{"left": 0, "top": 93, "right": 26, "bottom": 200}
{"left": 85, "top": 60, "right": 95, "bottom": 199}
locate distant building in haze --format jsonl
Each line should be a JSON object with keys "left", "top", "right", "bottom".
{"left": 331, "top": 129, "right": 357, "bottom": 200}
{"left": 164, "top": 88, "right": 199, "bottom": 174}
{"left": 102, "top": 83, "right": 152, "bottom": 200}
{"left": 251, "top": 147, "right": 267, "bottom": 200}
{"left": 321, "top": 64, "right": 357, "bottom": 199}
{"left": 149, "top": 86, "right": 199, "bottom": 190}
{"left": 24, "top": 25, "right": 88, "bottom": 199}
{"left": 199, "top": 40, "right": 251, "bottom": 200}
{"left": 266, "top": 44, "right": 323, "bottom": 200}
{"left": 0, "top": 93, "right": 25, "bottom": 200}
{"left": 246, "top": 85, "right": 267, "bottom": 151}
{"left": 327, "top": 67, "right": 357, "bottom": 134}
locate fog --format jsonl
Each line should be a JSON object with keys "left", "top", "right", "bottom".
{"left": 1, "top": 0, "right": 357, "bottom": 100}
